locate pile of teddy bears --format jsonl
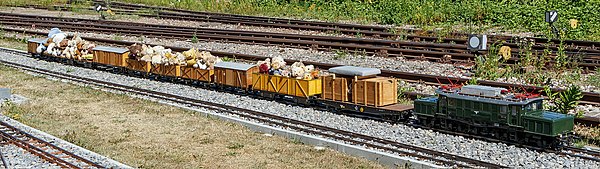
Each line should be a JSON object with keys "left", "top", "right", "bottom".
{"left": 36, "top": 28, "right": 96, "bottom": 60}
{"left": 127, "top": 44, "right": 221, "bottom": 69}
{"left": 256, "top": 56, "right": 323, "bottom": 80}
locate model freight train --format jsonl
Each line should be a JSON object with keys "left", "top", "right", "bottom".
{"left": 26, "top": 31, "right": 574, "bottom": 148}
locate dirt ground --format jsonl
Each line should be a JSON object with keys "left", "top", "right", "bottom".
{"left": 0, "top": 64, "right": 385, "bottom": 168}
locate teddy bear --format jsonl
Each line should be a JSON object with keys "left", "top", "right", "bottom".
{"left": 256, "top": 58, "right": 271, "bottom": 73}
{"left": 51, "top": 32, "right": 67, "bottom": 47}
{"left": 201, "top": 51, "right": 221, "bottom": 69}
{"left": 151, "top": 53, "right": 162, "bottom": 64}
{"left": 291, "top": 66, "right": 304, "bottom": 79}
{"left": 127, "top": 43, "right": 143, "bottom": 60}
{"left": 304, "top": 65, "right": 314, "bottom": 73}
{"left": 141, "top": 44, "right": 154, "bottom": 57}
{"left": 45, "top": 43, "right": 56, "bottom": 55}
{"left": 290, "top": 62, "right": 306, "bottom": 79}
{"left": 176, "top": 52, "right": 187, "bottom": 66}
{"left": 270, "top": 56, "right": 286, "bottom": 70}
{"left": 36, "top": 44, "right": 46, "bottom": 53}
{"left": 182, "top": 48, "right": 197, "bottom": 59}
{"left": 84, "top": 43, "right": 96, "bottom": 56}
{"left": 303, "top": 73, "right": 313, "bottom": 80}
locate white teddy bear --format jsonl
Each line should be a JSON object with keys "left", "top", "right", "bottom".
{"left": 271, "top": 56, "right": 286, "bottom": 70}
{"left": 36, "top": 45, "right": 46, "bottom": 53}
{"left": 52, "top": 32, "right": 67, "bottom": 47}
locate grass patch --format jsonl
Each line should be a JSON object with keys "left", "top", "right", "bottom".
{"left": 574, "top": 125, "right": 600, "bottom": 147}
{"left": 0, "top": 33, "right": 30, "bottom": 51}
{"left": 0, "top": 65, "right": 385, "bottom": 168}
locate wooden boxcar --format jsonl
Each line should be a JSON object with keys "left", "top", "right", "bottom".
{"left": 214, "top": 62, "right": 259, "bottom": 89}
{"left": 180, "top": 66, "right": 214, "bottom": 82}
{"left": 322, "top": 66, "right": 383, "bottom": 103}
{"left": 27, "top": 38, "right": 46, "bottom": 54}
{"left": 321, "top": 75, "right": 349, "bottom": 101}
{"left": 151, "top": 64, "right": 181, "bottom": 77}
{"left": 352, "top": 76, "right": 398, "bottom": 107}
{"left": 125, "top": 59, "right": 152, "bottom": 72}
{"left": 252, "top": 73, "right": 322, "bottom": 98}
{"left": 93, "top": 46, "right": 129, "bottom": 67}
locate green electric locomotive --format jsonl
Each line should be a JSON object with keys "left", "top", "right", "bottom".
{"left": 414, "top": 85, "right": 574, "bottom": 148}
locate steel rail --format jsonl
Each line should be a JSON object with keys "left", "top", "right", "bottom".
{"left": 562, "top": 147, "right": 600, "bottom": 162}
{"left": 0, "top": 146, "right": 7, "bottom": 169}
{"left": 0, "top": 121, "right": 104, "bottom": 168}
{"left": 0, "top": 48, "right": 507, "bottom": 168}
{"left": 94, "top": 1, "right": 600, "bottom": 51}
{"left": 6, "top": 2, "right": 600, "bottom": 57}
{"left": 1, "top": 13, "right": 598, "bottom": 70}
{"left": 408, "top": 122, "right": 600, "bottom": 163}
{"left": 2, "top": 12, "right": 599, "bottom": 62}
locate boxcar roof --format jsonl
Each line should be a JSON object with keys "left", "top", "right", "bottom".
{"left": 436, "top": 89, "right": 543, "bottom": 105}
{"left": 93, "top": 46, "right": 129, "bottom": 54}
{"left": 328, "top": 66, "right": 380, "bottom": 76}
{"left": 215, "top": 62, "right": 255, "bottom": 71}
{"left": 28, "top": 38, "right": 46, "bottom": 44}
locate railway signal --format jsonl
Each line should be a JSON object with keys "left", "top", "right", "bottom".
{"left": 94, "top": 4, "right": 103, "bottom": 13}
{"left": 545, "top": 10, "right": 560, "bottom": 38}
{"left": 94, "top": 4, "right": 106, "bottom": 20}
{"left": 467, "top": 34, "right": 487, "bottom": 51}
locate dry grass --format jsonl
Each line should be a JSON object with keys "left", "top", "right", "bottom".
{"left": 574, "top": 125, "right": 600, "bottom": 147}
{"left": 0, "top": 37, "right": 28, "bottom": 51}
{"left": 0, "top": 65, "right": 385, "bottom": 168}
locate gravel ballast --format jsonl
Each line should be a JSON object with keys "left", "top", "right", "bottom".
{"left": 1, "top": 50, "right": 598, "bottom": 168}
{"left": 0, "top": 114, "right": 131, "bottom": 169}
{"left": 0, "top": 144, "right": 61, "bottom": 169}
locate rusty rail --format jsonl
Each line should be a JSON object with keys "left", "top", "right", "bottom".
{"left": 0, "top": 121, "right": 103, "bottom": 168}
{"left": 0, "top": 12, "right": 599, "bottom": 70}
{"left": 93, "top": 0, "right": 600, "bottom": 52}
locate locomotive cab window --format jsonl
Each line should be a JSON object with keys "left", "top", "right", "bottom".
{"left": 523, "top": 101, "right": 542, "bottom": 112}
{"left": 439, "top": 96, "right": 447, "bottom": 106}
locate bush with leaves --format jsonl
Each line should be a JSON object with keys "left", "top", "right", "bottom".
{"left": 544, "top": 85, "right": 583, "bottom": 115}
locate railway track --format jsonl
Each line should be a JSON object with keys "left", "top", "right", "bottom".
{"left": 93, "top": 1, "right": 600, "bottom": 53}
{"left": 2, "top": 26, "right": 598, "bottom": 108}
{"left": 0, "top": 47, "right": 507, "bottom": 168}
{"left": 2, "top": 47, "right": 599, "bottom": 166}
{"left": 0, "top": 120, "right": 104, "bottom": 168}
{"left": 407, "top": 120, "right": 600, "bottom": 164}
{"left": 1, "top": 12, "right": 599, "bottom": 70}
{"left": 562, "top": 147, "right": 600, "bottom": 163}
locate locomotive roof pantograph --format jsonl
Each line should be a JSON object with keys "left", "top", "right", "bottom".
{"left": 436, "top": 85, "right": 544, "bottom": 105}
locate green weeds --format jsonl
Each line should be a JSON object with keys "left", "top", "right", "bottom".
{"left": 473, "top": 42, "right": 506, "bottom": 80}
{"left": 221, "top": 57, "right": 234, "bottom": 62}
{"left": 191, "top": 33, "right": 199, "bottom": 43}
{"left": 333, "top": 50, "right": 347, "bottom": 60}
{"left": 226, "top": 143, "right": 244, "bottom": 150}
{"left": 544, "top": 85, "right": 583, "bottom": 115}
